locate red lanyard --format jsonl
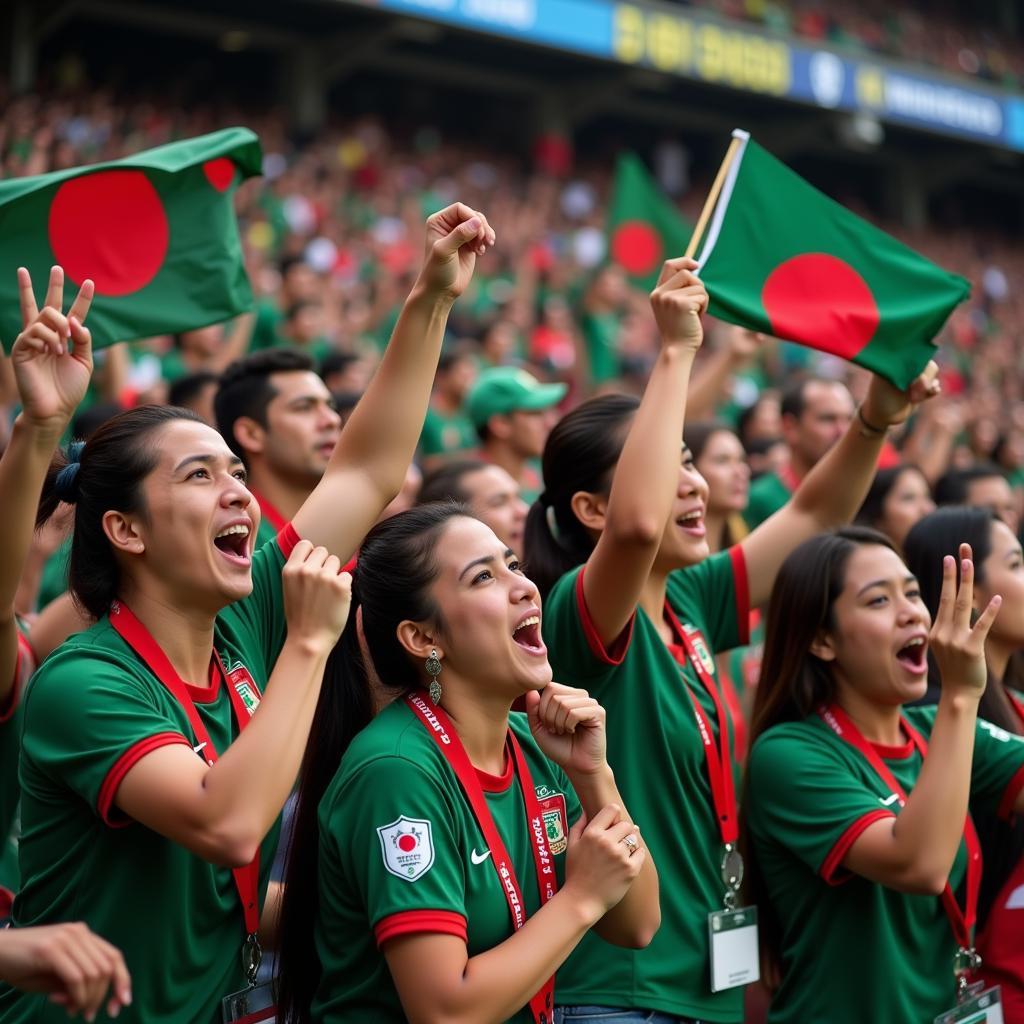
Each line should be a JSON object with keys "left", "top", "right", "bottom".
{"left": 818, "top": 704, "right": 982, "bottom": 950}
{"left": 405, "top": 693, "right": 557, "bottom": 1024}
{"left": 1009, "top": 691, "right": 1024, "bottom": 731}
{"left": 110, "top": 601, "right": 262, "bottom": 939}
{"left": 664, "top": 605, "right": 738, "bottom": 845}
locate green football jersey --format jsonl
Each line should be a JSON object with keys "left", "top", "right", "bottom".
{"left": 746, "top": 705, "right": 1024, "bottom": 1024}
{"left": 543, "top": 548, "right": 750, "bottom": 1022}
{"left": 311, "top": 702, "right": 582, "bottom": 1023}
{"left": 742, "top": 470, "right": 793, "bottom": 530}
{"left": 419, "top": 406, "right": 477, "bottom": 458}
{"left": 0, "top": 528, "right": 300, "bottom": 1024}
{"left": 0, "top": 632, "right": 35, "bottom": 898}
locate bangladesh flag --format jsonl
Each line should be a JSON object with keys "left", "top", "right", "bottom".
{"left": 0, "top": 127, "right": 262, "bottom": 351}
{"left": 695, "top": 130, "right": 970, "bottom": 389}
{"left": 607, "top": 153, "right": 692, "bottom": 291}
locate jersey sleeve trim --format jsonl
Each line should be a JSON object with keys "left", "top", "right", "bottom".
{"left": 97, "top": 731, "right": 192, "bottom": 827}
{"left": 576, "top": 566, "right": 634, "bottom": 666}
{"left": 374, "top": 909, "right": 468, "bottom": 948}
{"left": 820, "top": 808, "right": 895, "bottom": 885}
{"left": 729, "top": 545, "right": 751, "bottom": 646}
{"left": 0, "top": 637, "right": 30, "bottom": 723}
{"left": 277, "top": 522, "right": 301, "bottom": 559}
{"left": 998, "top": 762, "right": 1024, "bottom": 820}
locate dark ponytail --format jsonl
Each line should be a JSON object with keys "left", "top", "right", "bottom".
{"left": 524, "top": 394, "right": 638, "bottom": 599}
{"left": 276, "top": 503, "right": 471, "bottom": 1024}
{"left": 37, "top": 405, "right": 204, "bottom": 620}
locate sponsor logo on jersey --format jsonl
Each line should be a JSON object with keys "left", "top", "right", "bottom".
{"left": 683, "top": 624, "right": 716, "bottom": 676}
{"left": 537, "top": 791, "right": 568, "bottom": 855}
{"left": 471, "top": 848, "right": 491, "bottom": 865}
{"left": 377, "top": 815, "right": 435, "bottom": 881}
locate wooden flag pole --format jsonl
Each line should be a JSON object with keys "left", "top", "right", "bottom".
{"left": 684, "top": 135, "right": 745, "bottom": 260}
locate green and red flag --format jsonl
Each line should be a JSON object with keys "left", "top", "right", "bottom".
{"left": 607, "top": 152, "right": 692, "bottom": 291}
{"left": 695, "top": 130, "right": 970, "bottom": 389}
{"left": 0, "top": 127, "right": 262, "bottom": 351}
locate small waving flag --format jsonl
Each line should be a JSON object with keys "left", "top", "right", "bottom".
{"left": 694, "top": 131, "right": 970, "bottom": 389}
{"left": 607, "top": 153, "right": 692, "bottom": 292}
{"left": 0, "top": 128, "right": 262, "bottom": 351}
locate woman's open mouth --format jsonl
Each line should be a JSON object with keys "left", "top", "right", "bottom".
{"left": 213, "top": 523, "right": 252, "bottom": 567}
{"left": 676, "top": 510, "right": 707, "bottom": 538}
{"left": 512, "top": 615, "right": 546, "bottom": 655}
{"left": 895, "top": 636, "right": 928, "bottom": 676}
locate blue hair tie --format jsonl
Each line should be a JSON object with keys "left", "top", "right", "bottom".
{"left": 54, "top": 441, "right": 85, "bottom": 504}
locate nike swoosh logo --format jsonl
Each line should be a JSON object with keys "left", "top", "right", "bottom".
{"left": 880, "top": 793, "right": 900, "bottom": 806}
{"left": 471, "top": 848, "right": 491, "bottom": 865}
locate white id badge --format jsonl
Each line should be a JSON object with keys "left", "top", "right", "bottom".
{"left": 221, "top": 980, "right": 276, "bottom": 1024}
{"left": 708, "top": 906, "right": 760, "bottom": 992}
{"left": 934, "top": 986, "right": 1004, "bottom": 1024}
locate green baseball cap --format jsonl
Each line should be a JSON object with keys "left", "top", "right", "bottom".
{"left": 466, "top": 367, "right": 568, "bottom": 428}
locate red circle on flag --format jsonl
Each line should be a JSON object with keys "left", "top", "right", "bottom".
{"left": 761, "top": 253, "right": 880, "bottom": 359}
{"left": 398, "top": 834, "right": 417, "bottom": 852}
{"left": 48, "top": 170, "right": 169, "bottom": 297}
{"left": 611, "top": 221, "right": 662, "bottom": 276}
{"left": 203, "top": 157, "right": 235, "bottom": 192}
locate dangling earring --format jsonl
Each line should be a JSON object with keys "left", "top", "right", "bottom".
{"left": 425, "top": 648, "right": 443, "bottom": 704}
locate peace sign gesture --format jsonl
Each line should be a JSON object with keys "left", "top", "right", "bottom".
{"left": 929, "top": 542, "right": 1001, "bottom": 698}
{"left": 11, "top": 266, "right": 95, "bottom": 435}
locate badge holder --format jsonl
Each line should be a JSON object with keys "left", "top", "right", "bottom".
{"left": 222, "top": 932, "right": 276, "bottom": 1024}
{"left": 933, "top": 948, "right": 1002, "bottom": 1024}
{"left": 708, "top": 843, "right": 759, "bottom": 993}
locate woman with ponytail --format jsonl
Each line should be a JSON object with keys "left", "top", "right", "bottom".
{"left": 743, "top": 528, "right": 1024, "bottom": 1023}
{"left": 904, "top": 507, "right": 1024, "bottom": 1018}
{"left": 526, "top": 254, "right": 942, "bottom": 1023}
{"left": 2, "top": 202, "right": 495, "bottom": 1024}
{"left": 277, "top": 503, "right": 660, "bottom": 1024}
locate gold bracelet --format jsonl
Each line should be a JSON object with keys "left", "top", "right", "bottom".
{"left": 857, "top": 406, "right": 888, "bottom": 437}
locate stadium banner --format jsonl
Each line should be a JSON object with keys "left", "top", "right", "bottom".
{"left": 350, "top": 0, "right": 1024, "bottom": 151}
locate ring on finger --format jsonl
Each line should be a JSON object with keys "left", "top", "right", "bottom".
{"left": 621, "top": 833, "right": 639, "bottom": 856}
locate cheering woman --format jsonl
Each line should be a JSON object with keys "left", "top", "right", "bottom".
{"left": 744, "top": 527, "right": 1024, "bottom": 1023}
{"left": 904, "top": 506, "right": 1024, "bottom": 1018}
{"left": 277, "top": 504, "right": 660, "bottom": 1023}
{"left": 525, "top": 255, "right": 939, "bottom": 1023}
{"left": 0, "top": 201, "right": 495, "bottom": 1024}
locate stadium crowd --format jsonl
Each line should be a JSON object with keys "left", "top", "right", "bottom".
{"left": 690, "top": 0, "right": 1024, "bottom": 89}
{"left": 0, "top": 57, "right": 1023, "bottom": 1024}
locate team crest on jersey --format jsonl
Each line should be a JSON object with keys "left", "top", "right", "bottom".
{"left": 683, "top": 624, "right": 715, "bottom": 676}
{"left": 377, "top": 816, "right": 435, "bottom": 881}
{"left": 536, "top": 791, "right": 568, "bottom": 855}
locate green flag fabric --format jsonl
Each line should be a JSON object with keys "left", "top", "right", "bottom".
{"left": 0, "top": 128, "right": 262, "bottom": 351}
{"left": 607, "top": 153, "right": 693, "bottom": 292}
{"left": 696, "top": 130, "right": 970, "bottom": 389}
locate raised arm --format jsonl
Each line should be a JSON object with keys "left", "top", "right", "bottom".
{"left": 582, "top": 258, "right": 707, "bottom": 647}
{"left": 844, "top": 548, "right": 998, "bottom": 893}
{"left": 741, "top": 366, "right": 940, "bottom": 608}
{"left": 686, "top": 325, "right": 762, "bottom": 422}
{"left": 1, "top": 267, "right": 94, "bottom": 696}
{"left": 292, "top": 205, "right": 494, "bottom": 559}
{"left": 115, "top": 545, "right": 351, "bottom": 867}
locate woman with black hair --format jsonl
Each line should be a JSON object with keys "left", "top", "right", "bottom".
{"left": 277, "top": 504, "right": 660, "bottom": 1024}
{"left": 682, "top": 421, "right": 750, "bottom": 554}
{"left": 854, "top": 463, "right": 935, "bottom": 551}
{"left": 2, "top": 202, "right": 496, "bottom": 1024}
{"left": 743, "top": 527, "right": 1024, "bottom": 1023}
{"left": 904, "top": 506, "right": 1024, "bottom": 1018}
{"left": 525, "top": 254, "right": 940, "bottom": 1024}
